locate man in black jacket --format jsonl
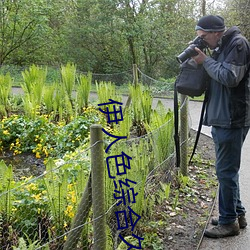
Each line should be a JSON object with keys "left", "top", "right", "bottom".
{"left": 192, "top": 15, "right": 250, "bottom": 238}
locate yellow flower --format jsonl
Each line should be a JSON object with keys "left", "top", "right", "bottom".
{"left": 14, "top": 149, "right": 22, "bottom": 155}
{"left": 12, "top": 207, "right": 17, "bottom": 212}
{"left": 3, "top": 130, "right": 9, "bottom": 135}
{"left": 10, "top": 143, "right": 14, "bottom": 150}
{"left": 21, "top": 176, "right": 32, "bottom": 181}
{"left": 26, "top": 183, "right": 37, "bottom": 191}
{"left": 36, "top": 152, "right": 41, "bottom": 159}
{"left": 42, "top": 147, "right": 49, "bottom": 157}
{"left": 32, "top": 193, "right": 42, "bottom": 201}
{"left": 71, "top": 195, "right": 76, "bottom": 204}
{"left": 67, "top": 189, "right": 77, "bottom": 204}
{"left": 65, "top": 205, "right": 74, "bottom": 218}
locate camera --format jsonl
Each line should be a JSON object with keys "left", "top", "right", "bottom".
{"left": 176, "top": 36, "right": 208, "bottom": 64}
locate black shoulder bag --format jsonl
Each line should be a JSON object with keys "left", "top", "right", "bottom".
{"left": 175, "top": 58, "right": 208, "bottom": 97}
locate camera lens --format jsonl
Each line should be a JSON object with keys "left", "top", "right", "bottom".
{"left": 176, "top": 37, "right": 208, "bottom": 63}
{"left": 176, "top": 45, "right": 198, "bottom": 63}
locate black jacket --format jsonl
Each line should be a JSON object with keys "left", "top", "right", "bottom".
{"left": 203, "top": 26, "right": 250, "bottom": 128}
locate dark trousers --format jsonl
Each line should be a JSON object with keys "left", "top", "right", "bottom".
{"left": 211, "top": 126, "right": 249, "bottom": 225}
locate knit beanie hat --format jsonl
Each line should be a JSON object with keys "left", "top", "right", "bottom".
{"left": 195, "top": 15, "right": 225, "bottom": 32}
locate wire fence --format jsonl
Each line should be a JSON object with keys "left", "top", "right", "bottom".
{"left": 0, "top": 64, "right": 175, "bottom": 97}
{"left": 0, "top": 66, "right": 190, "bottom": 249}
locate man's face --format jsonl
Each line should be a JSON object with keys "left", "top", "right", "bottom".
{"left": 196, "top": 30, "right": 222, "bottom": 49}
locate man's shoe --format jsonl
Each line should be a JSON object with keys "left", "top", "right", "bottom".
{"left": 204, "top": 222, "right": 240, "bottom": 238}
{"left": 211, "top": 214, "right": 247, "bottom": 229}
{"left": 238, "top": 215, "right": 248, "bottom": 228}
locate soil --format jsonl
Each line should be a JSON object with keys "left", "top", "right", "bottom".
{"left": 0, "top": 152, "right": 45, "bottom": 180}
{"left": 156, "top": 130, "right": 217, "bottom": 250}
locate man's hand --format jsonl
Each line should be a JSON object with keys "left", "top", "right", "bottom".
{"left": 192, "top": 47, "right": 207, "bottom": 64}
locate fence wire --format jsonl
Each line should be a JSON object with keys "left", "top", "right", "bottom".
{"left": 0, "top": 64, "right": 174, "bottom": 97}
{"left": 0, "top": 67, "right": 190, "bottom": 249}
{"left": 137, "top": 67, "right": 175, "bottom": 94}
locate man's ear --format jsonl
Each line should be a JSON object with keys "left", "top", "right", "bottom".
{"left": 216, "top": 31, "right": 224, "bottom": 38}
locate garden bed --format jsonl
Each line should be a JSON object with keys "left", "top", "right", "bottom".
{"left": 0, "top": 65, "right": 217, "bottom": 249}
{"left": 0, "top": 129, "right": 217, "bottom": 250}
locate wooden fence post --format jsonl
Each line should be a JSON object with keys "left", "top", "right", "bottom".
{"left": 91, "top": 124, "right": 106, "bottom": 250}
{"left": 133, "top": 64, "right": 138, "bottom": 85}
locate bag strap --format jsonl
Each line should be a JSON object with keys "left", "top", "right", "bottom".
{"left": 174, "top": 80, "right": 208, "bottom": 168}
{"left": 188, "top": 91, "right": 208, "bottom": 164}
{"left": 174, "top": 80, "right": 180, "bottom": 168}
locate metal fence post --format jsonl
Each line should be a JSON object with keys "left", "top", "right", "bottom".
{"left": 91, "top": 124, "right": 106, "bottom": 250}
{"left": 180, "top": 94, "right": 189, "bottom": 176}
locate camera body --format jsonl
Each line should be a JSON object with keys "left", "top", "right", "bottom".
{"left": 176, "top": 36, "right": 208, "bottom": 63}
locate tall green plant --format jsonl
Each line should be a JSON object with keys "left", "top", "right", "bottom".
{"left": 105, "top": 137, "right": 152, "bottom": 209}
{"left": 21, "top": 65, "right": 47, "bottom": 118}
{"left": 0, "top": 73, "right": 12, "bottom": 117}
{"left": 129, "top": 84, "right": 142, "bottom": 124}
{"left": 105, "top": 138, "right": 152, "bottom": 248}
{"left": 141, "top": 89, "right": 153, "bottom": 124}
{"left": 113, "top": 109, "right": 132, "bottom": 138}
{"left": 145, "top": 100, "right": 174, "bottom": 164}
{"left": 129, "top": 83, "right": 153, "bottom": 136}
{"left": 43, "top": 157, "right": 90, "bottom": 248}
{"left": 61, "top": 63, "right": 76, "bottom": 102}
{"left": 43, "top": 159, "right": 69, "bottom": 231}
{"left": 76, "top": 72, "right": 92, "bottom": 112}
{"left": 52, "top": 82, "right": 73, "bottom": 122}
{"left": 129, "top": 83, "right": 152, "bottom": 124}
{"left": 22, "top": 96, "right": 34, "bottom": 119}
{"left": 0, "top": 161, "right": 14, "bottom": 222}
{"left": 96, "top": 81, "right": 122, "bottom": 104}
{"left": 43, "top": 84, "right": 55, "bottom": 114}
{"left": 127, "top": 141, "right": 151, "bottom": 216}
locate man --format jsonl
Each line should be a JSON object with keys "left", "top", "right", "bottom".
{"left": 192, "top": 15, "right": 250, "bottom": 238}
